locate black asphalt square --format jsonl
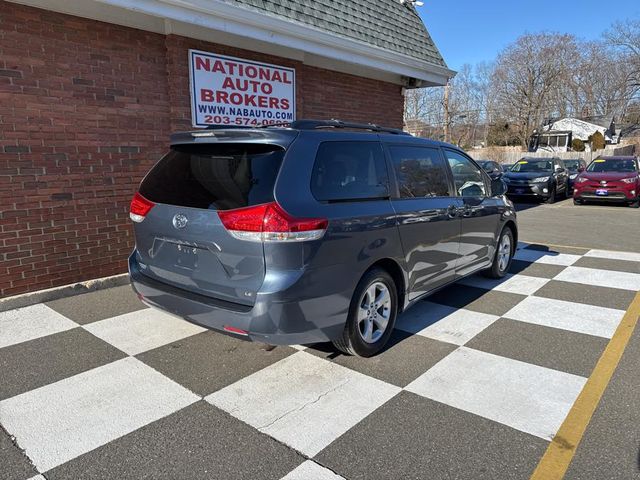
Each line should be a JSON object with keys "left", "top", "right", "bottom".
{"left": 428, "top": 284, "right": 526, "bottom": 316}
{"left": 534, "top": 280, "right": 636, "bottom": 311}
{"left": 466, "top": 318, "right": 607, "bottom": 378}
{"left": 306, "top": 329, "right": 457, "bottom": 387}
{"left": 316, "top": 391, "right": 548, "bottom": 480}
{"left": 0, "top": 328, "right": 126, "bottom": 401}
{"left": 46, "top": 285, "right": 146, "bottom": 325}
{"left": 46, "top": 401, "right": 303, "bottom": 480}
{"left": 136, "top": 331, "right": 296, "bottom": 396}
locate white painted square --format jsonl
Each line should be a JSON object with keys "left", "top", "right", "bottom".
{"left": 0, "top": 304, "right": 77, "bottom": 349}
{"left": 554, "top": 266, "right": 640, "bottom": 292}
{"left": 585, "top": 249, "right": 640, "bottom": 263}
{"left": 206, "top": 351, "right": 400, "bottom": 457}
{"left": 406, "top": 347, "right": 586, "bottom": 440}
{"left": 459, "top": 273, "right": 550, "bottom": 296}
{"left": 0, "top": 357, "right": 199, "bottom": 471}
{"left": 514, "top": 249, "right": 580, "bottom": 266}
{"left": 83, "top": 308, "right": 206, "bottom": 355}
{"left": 504, "top": 296, "right": 624, "bottom": 338}
{"left": 397, "top": 301, "right": 498, "bottom": 346}
{"left": 281, "top": 461, "right": 346, "bottom": 480}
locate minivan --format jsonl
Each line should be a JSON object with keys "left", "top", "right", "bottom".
{"left": 129, "top": 120, "right": 517, "bottom": 357}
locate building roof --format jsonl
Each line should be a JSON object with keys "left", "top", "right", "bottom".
{"left": 543, "top": 118, "right": 611, "bottom": 142}
{"left": 219, "top": 0, "right": 447, "bottom": 67}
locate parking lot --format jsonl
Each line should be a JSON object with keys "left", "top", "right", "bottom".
{"left": 1, "top": 198, "right": 639, "bottom": 480}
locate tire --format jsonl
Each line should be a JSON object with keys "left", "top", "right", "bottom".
{"left": 630, "top": 198, "right": 640, "bottom": 209}
{"left": 573, "top": 198, "right": 583, "bottom": 205}
{"left": 483, "top": 227, "right": 514, "bottom": 279}
{"left": 546, "top": 186, "right": 556, "bottom": 204}
{"left": 333, "top": 268, "right": 398, "bottom": 357}
{"left": 564, "top": 182, "right": 570, "bottom": 198}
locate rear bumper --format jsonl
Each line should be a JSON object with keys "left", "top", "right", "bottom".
{"left": 128, "top": 253, "right": 349, "bottom": 345}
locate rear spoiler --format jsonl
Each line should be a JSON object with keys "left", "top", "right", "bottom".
{"left": 170, "top": 129, "right": 298, "bottom": 148}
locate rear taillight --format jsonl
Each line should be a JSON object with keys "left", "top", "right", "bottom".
{"left": 218, "top": 202, "right": 328, "bottom": 242}
{"left": 130, "top": 192, "right": 155, "bottom": 223}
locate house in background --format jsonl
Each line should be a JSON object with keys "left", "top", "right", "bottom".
{"left": 529, "top": 117, "right": 619, "bottom": 152}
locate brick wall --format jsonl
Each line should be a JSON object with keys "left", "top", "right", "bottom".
{"left": 0, "top": 1, "right": 404, "bottom": 297}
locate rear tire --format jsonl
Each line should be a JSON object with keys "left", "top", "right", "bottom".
{"left": 483, "top": 227, "right": 514, "bottom": 279}
{"left": 333, "top": 268, "right": 397, "bottom": 357}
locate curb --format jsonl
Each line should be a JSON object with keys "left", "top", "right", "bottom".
{"left": 0, "top": 274, "right": 130, "bottom": 312}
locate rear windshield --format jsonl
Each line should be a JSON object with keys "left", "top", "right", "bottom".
{"left": 510, "top": 160, "right": 553, "bottom": 173}
{"left": 586, "top": 158, "right": 637, "bottom": 173}
{"left": 139, "top": 143, "right": 284, "bottom": 210}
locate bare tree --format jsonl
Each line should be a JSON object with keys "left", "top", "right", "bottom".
{"left": 605, "top": 19, "right": 640, "bottom": 88}
{"left": 490, "top": 33, "right": 579, "bottom": 147}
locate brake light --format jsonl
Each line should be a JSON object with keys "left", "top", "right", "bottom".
{"left": 130, "top": 192, "right": 155, "bottom": 223}
{"left": 218, "top": 202, "right": 328, "bottom": 242}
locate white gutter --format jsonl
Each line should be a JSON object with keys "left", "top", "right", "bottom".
{"left": 8, "top": 0, "right": 454, "bottom": 85}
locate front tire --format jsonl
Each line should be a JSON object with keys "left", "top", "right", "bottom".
{"left": 333, "top": 268, "right": 397, "bottom": 357}
{"left": 546, "top": 186, "right": 556, "bottom": 204}
{"left": 483, "top": 227, "right": 514, "bottom": 279}
{"left": 630, "top": 198, "right": 639, "bottom": 208}
{"left": 573, "top": 198, "right": 583, "bottom": 205}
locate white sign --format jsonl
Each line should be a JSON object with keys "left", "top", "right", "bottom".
{"left": 189, "top": 49, "right": 296, "bottom": 128}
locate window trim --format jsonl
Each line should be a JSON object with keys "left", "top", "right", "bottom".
{"left": 309, "top": 140, "right": 391, "bottom": 204}
{"left": 442, "top": 148, "right": 491, "bottom": 198}
{"left": 383, "top": 143, "right": 456, "bottom": 200}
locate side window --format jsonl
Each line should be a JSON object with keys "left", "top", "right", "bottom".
{"left": 444, "top": 150, "right": 487, "bottom": 197}
{"left": 311, "top": 141, "right": 389, "bottom": 202}
{"left": 388, "top": 146, "right": 451, "bottom": 198}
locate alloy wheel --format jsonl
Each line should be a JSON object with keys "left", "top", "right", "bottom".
{"left": 357, "top": 282, "right": 392, "bottom": 344}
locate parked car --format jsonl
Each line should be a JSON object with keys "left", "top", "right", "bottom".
{"left": 573, "top": 156, "right": 640, "bottom": 208}
{"left": 562, "top": 158, "right": 587, "bottom": 193}
{"left": 477, "top": 160, "right": 504, "bottom": 180}
{"left": 502, "top": 163, "right": 515, "bottom": 171}
{"left": 502, "top": 157, "right": 570, "bottom": 203}
{"left": 128, "top": 119, "right": 517, "bottom": 357}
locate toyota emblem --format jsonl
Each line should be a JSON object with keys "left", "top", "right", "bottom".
{"left": 172, "top": 214, "right": 188, "bottom": 229}
{"left": 600, "top": 180, "right": 607, "bottom": 186}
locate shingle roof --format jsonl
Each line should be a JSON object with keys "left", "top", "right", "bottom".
{"left": 220, "top": 0, "right": 447, "bottom": 67}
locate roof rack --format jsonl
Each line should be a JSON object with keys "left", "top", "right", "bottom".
{"left": 289, "top": 119, "right": 410, "bottom": 135}
{"left": 205, "top": 119, "right": 409, "bottom": 135}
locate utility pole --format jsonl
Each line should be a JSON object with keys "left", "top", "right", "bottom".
{"left": 443, "top": 79, "right": 450, "bottom": 143}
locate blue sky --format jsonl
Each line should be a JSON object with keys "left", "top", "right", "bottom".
{"left": 418, "top": 0, "right": 640, "bottom": 70}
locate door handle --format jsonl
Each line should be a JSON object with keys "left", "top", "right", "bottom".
{"left": 446, "top": 204, "right": 459, "bottom": 218}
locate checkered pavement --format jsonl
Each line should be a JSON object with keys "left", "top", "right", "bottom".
{"left": 1, "top": 244, "right": 638, "bottom": 480}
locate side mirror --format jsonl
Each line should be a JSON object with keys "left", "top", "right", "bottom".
{"left": 491, "top": 178, "right": 507, "bottom": 196}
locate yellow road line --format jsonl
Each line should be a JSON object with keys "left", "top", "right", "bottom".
{"left": 530, "top": 291, "right": 640, "bottom": 480}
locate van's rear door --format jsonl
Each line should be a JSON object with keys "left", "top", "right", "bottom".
{"left": 132, "top": 137, "right": 289, "bottom": 307}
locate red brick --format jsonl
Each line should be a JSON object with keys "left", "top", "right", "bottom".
{"left": 0, "top": 1, "right": 403, "bottom": 297}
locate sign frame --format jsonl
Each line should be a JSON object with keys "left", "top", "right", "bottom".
{"left": 188, "top": 49, "right": 296, "bottom": 128}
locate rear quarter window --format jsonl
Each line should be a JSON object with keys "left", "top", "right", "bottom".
{"left": 311, "top": 141, "right": 389, "bottom": 202}
{"left": 139, "top": 143, "right": 284, "bottom": 210}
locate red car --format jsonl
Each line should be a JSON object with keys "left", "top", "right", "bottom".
{"left": 573, "top": 156, "right": 639, "bottom": 208}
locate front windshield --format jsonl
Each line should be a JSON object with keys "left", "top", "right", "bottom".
{"left": 563, "top": 160, "right": 581, "bottom": 172}
{"left": 510, "top": 160, "right": 553, "bottom": 173}
{"left": 586, "top": 159, "right": 637, "bottom": 173}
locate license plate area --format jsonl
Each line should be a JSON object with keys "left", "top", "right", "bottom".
{"left": 175, "top": 243, "right": 198, "bottom": 269}
{"left": 595, "top": 189, "right": 608, "bottom": 196}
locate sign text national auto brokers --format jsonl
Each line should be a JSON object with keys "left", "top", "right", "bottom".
{"left": 189, "top": 50, "right": 296, "bottom": 128}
